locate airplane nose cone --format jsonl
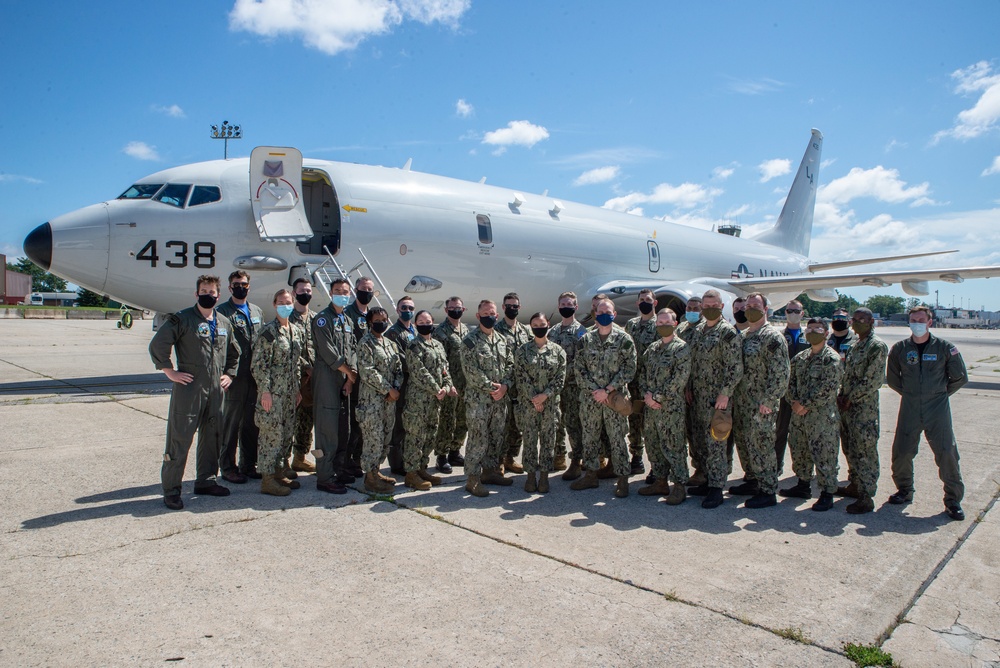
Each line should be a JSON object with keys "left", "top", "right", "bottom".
{"left": 23, "top": 223, "right": 53, "bottom": 270}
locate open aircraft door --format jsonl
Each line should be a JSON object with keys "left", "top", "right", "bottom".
{"left": 250, "top": 146, "right": 314, "bottom": 242}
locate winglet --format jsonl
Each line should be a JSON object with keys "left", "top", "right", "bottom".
{"left": 753, "top": 129, "right": 823, "bottom": 256}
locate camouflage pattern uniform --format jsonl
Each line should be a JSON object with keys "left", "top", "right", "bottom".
{"left": 575, "top": 326, "right": 637, "bottom": 476}
{"left": 828, "top": 327, "right": 859, "bottom": 476}
{"left": 640, "top": 337, "right": 692, "bottom": 484}
{"left": 251, "top": 320, "right": 304, "bottom": 476}
{"left": 839, "top": 332, "right": 889, "bottom": 498}
{"left": 625, "top": 315, "right": 659, "bottom": 464}
{"left": 289, "top": 308, "right": 315, "bottom": 457}
{"left": 496, "top": 318, "right": 532, "bottom": 460}
{"left": 733, "top": 323, "right": 789, "bottom": 494}
{"left": 357, "top": 332, "right": 403, "bottom": 472}
{"left": 433, "top": 319, "right": 469, "bottom": 457}
{"left": 513, "top": 340, "right": 566, "bottom": 474}
{"left": 384, "top": 321, "right": 417, "bottom": 471}
{"left": 311, "top": 306, "right": 356, "bottom": 484}
{"left": 688, "top": 319, "right": 742, "bottom": 488}
{"left": 403, "top": 336, "right": 454, "bottom": 473}
{"left": 775, "top": 325, "right": 812, "bottom": 474}
{"left": 341, "top": 301, "right": 371, "bottom": 467}
{"left": 787, "top": 346, "right": 844, "bottom": 494}
{"left": 549, "top": 319, "right": 586, "bottom": 461}
{"left": 459, "top": 329, "right": 513, "bottom": 477}
{"left": 676, "top": 316, "right": 704, "bottom": 471}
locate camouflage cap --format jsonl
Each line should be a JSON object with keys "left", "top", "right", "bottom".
{"left": 710, "top": 407, "right": 732, "bottom": 441}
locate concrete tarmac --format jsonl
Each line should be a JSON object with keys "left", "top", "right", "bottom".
{"left": 1, "top": 320, "right": 997, "bottom": 667}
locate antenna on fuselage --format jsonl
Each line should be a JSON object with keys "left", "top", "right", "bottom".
{"left": 402, "top": 158, "right": 412, "bottom": 171}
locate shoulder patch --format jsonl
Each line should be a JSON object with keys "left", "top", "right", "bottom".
{"left": 768, "top": 338, "right": 782, "bottom": 353}
{"left": 463, "top": 337, "right": 476, "bottom": 350}
{"left": 316, "top": 317, "right": 327, "bottom": 328}
{"left": 261, "top": 328, "right": 275, "bottom": 343}
{"left": 167, "top": 313, "right": 180, "bottom": 325}
{"left": 950, "top": 346, "right": 959, "bottom": 356}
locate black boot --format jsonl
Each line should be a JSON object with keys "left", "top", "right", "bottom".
{"left": 729, "top": 480, "right": 759, "bottom": 496}
{"left": 701, "top": 487, "right": 724, "bottom": 509}
{"left": 745, "top": 492, "right": 777, "bottom": 509}
{"left": 778, "top": 478, "right": 812, "bottom": 499}
{"left": 630, "top": 455, "right": 645, "bottom": 474}
{"left": 811, "top": 491, "right": 834, "bottom": 512}
{"left": 447, "top": 450, "right": 465, "bottom": 467}
{"left": 435, "top": 454, "right": 453, "bottom": 474}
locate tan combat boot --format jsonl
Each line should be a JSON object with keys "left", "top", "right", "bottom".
{"left": 291, "top": 452, "right": 316, "bottom": 473}
{"left": 481, "top": 468, "right": 514, "bottom": 486}
{"left": 261, "top": 474, "right": 291, "bottom": 496}
{"left": 615, "top": 475, "right": 629, "bottom": 498}
{"left": 278, "top": 474, "right": 301, "bottom": 490}
{"left": 638, "top": 477, "right": 671, "bottom": 497}
{"left": 465, "top": 474, "right": 488, "bottom": 497}
{"left": 562, "top": 459, "right": 583, "bottom": 481}
{"left": 665, "top": 483, "right": 687, "bottom": 505}
{"left": 417, "top": 468, "right": 442, "bottom": 486}
{"left": 364, "top": 471, "right": 393, "bottom": 493}
{"left": 551, "top": 454, "right": 567, "bottom": 472}
{"left": 376, "top": 470, "right": 398, "bottom": 485}
{"left": 503, "top": 456, "right": 525, "bottom": 474}
{"left": 524, "top": 472, "right": 537, "bottom": 493}
{"left": 404, "top": 471, "right": 431, "bottom": 491}
{"left": 537, "top": 472, "right": 550, "bottom": 494}
{"left": 570, "top": 470, "right": 599, "bottom": 491}
{"left": 596, "top": 459, "right": 616, "bottom": 480}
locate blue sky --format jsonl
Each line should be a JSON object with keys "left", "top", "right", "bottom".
{"left": 2, "top": 1, "right": 999, "bottom": 310}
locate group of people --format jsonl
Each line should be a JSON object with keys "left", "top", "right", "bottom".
{"left": 149, "top": 273, "right": 970, "bottom": 522}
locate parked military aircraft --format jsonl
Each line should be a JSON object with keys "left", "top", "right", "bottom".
{"left": 23, "top": 129, "right": 1000, "bottom": 321}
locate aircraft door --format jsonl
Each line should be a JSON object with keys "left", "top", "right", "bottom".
{"left": 249, "top": 146, "right": 314, "bottom": 243}
{"left": 647, "top": 240, "right": 660, "bottom": 272}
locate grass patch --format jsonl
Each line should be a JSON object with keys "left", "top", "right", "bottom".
{"left": 774, "top": 626, "right": 811, "bottom": 643}
{"left": 843, "top": 642, "right": 896, "bottom": 667}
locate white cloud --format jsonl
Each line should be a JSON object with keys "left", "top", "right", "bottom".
{"left": 758, "top": 158, "right": 791, "bottom": 183}
{"left": 482, "top": 120, "right": 549, "bottom": 149}
{"left": 603, "top": 182, "right": 721, "bottom": 212}
{"left": 728, "top": 77, "right": 786, "bottom": 95}
{"left": 933, "top": 60, "right": 1000, "bottom": 142}
{"left": 123, "top": 141, "right": 160, "bottom": 161}
{"left": 229, "top": 0, "right": 470, "bottom": 56}
{"left": 0, "top": 173, "right": 42, "bottom": 184}
{"left": 983, "top": 156, "right": 1000, "bottom": 176}
{"left": 573, "top": 165, "right": 620, "bottom": 186}
{"left": 712, "top": 164, "right": 736, "bottom": 180}
{"left": 820, "top": 166, "right": 932, "bottom": 206}
{"left": 548, "top": 146, "right": 660, "bottom": 169}
{"left": 152, "top": 104, "right": 185, "bottom": 118}
{"left": 455, "top": 98, "right": 473, "bottom": 118}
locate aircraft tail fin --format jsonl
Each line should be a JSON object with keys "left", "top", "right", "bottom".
{"left": 753, "top": 128, "right": 823, "bottom": 256}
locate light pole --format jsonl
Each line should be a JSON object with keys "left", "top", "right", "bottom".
{"left": 210, "top": 120, "right": 242, "bottom": 159}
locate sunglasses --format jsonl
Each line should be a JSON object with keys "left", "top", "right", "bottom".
{"left": 785, "top": 309, "right": 802, "bottom": 314}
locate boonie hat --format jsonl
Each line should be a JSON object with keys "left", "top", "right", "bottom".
{"left": 710, "top": 408, "right": 732, "bottom": 440}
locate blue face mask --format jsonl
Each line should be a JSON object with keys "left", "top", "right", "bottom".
{"left": 596, "top": 313, "right": 615, "bottom": 327}
{"left": 332, "top": 295, "right": 350, "bottom": 308}
{"left": 909, "top": 322, "right": 928, "bottom": 337}
{"left": 685, "top": 312, "right": 700, "bottom": 323}
{"left": 276, "top": 305, "right": 294, "bottom": 319}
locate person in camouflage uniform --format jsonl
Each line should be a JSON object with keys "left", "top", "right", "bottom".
{"left": 676, "top": 295, "right": 705, "bottom": 485}
{"left": 625, "top": 289, "right": 659, "bottom": 476}
{"left": 572, "top": 298, "right": 637, "bottom": 498}
{"left": 836, "top": 307, "right": 889, "bottom": 514}
{"left": 550, "top": 291, "right": 586, "bottom": 479}
{"left": 459, "top": 300, "right": 514, "bottom": 497}
{"left": 288, "top": 277, "right": 317, "bottom": 474}
{"left": 384, "top": 297, "right": 417, "bottom": 475}
{"left": 252, "top": 290, "right": 305, "bottom": 496}
{"left": 731, "top": 293, "right": 789, "bottom": 509}
{"left": 784, "top": 318, "right": 844, "bottom": 512}
{"left": 686, "top": 290, "right": 742, "bottom": 509}
{"left": 433, "top": 296, "right": 469, "bottom": 473}
{"left": 496, "top": 292, "right": 532, "bottom": 473}
{"left": 356, "top": 307, "right": 403, "bottom": 494}
{"left": 403, "top": 310, "right": 456, "bottom": 491}
{"left": 514, "top": 312, "right": 567, "bottom": 493}
{"left": 775, "top": 298, "right": 811, "bottom": 478}
{"left": 638, "top": 308, "right": 691, "bottom": 505}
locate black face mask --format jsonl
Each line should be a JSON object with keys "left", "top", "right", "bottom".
{"left": 416, "top": 324, "right": 435, "bottom": 336}
{"left": 479, "top": 315, "right": 497, "bottom": 330}
{"left": 733, "top": 310, "right": 747, "bottom": 323}
{"left": 371, "top": 320, "right": 389, "bottom": 334}
{"left": 504, "top": 306, "right": 519, "bottom": 320}
{"left": 558, "top": 307, "right": 577, "bottom": 319}
{"left": 198, "top": 294, "right": 218, "bottom": 309}
{"left": 295, "top": 292, "right": 312, "bottom": 306}
{"left": 531, "top": 326, "right": 548, "bottom": 339}
{"left": 832, "top": 320, "right": 849, "bottom": 333}
{"left": 355, "top": 290, "right": 374, "bottom": 305}
{"left": 638, "top": 301, "right": 654, "bottom": 315}
{"left": 447, "top": 309, "right": 464, "bottom": 321}
{"left": 231, "top": 286, "right": 248, "bottom": 300}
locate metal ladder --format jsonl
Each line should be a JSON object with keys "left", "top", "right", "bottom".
{"left": 310, "top": 246, "right": 397, "bottom": 311}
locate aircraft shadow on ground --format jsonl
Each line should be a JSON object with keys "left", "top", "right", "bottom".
{"left": 0, "top": 373, "right": 169, "bottom": 396}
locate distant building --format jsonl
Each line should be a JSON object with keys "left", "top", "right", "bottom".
{"left": 2, "top": 254, "right": 33, "bottom": 305}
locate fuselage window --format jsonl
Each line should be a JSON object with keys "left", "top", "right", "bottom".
{"left": 188, "top": 185, "right": 222, "bottom": 207}
{"left": 154, "top": 184, "right": 192, "bottom": 208}
{"left": 647, "top": 240, "right": 660, "bottom": 272}
{"left": 118, "top": 184, "right": 163, "bottom": 200}
{"left": 477, "top": 214, "right": 493, "bottom": 245}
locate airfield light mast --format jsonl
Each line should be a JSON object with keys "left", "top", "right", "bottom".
{"left": 210, "top": 120, "right": 242, "bottom": 159}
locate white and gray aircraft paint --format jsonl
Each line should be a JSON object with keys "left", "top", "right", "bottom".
{"left": 22, "top": 129, "right": 1000, "bottom": 321}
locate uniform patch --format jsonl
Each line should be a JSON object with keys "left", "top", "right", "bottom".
{"left": 464, "top": 337, "right": 476, "bottom": 350}
{"left": 261, "top": 329, "right": 275, "bottom": 343}
{"left": 922, "top": 354, "right": 937, "bottom": 361}
{"left": 317, "top": 317, "right": 327, "bottom": 328}
{"left": 198, "top": 323, "right": 210, "bottom": 337}
{"left": 217, "top": 328, "right": 227, "bottom": 337}
{"left": 950, "top": 347, "right": 960, "bottom": 356}
{"left": 251, "top": 317, "right": 261, "bottom": 325}
{"left": 906, "top": 350, "right": 919, "bottom": 366}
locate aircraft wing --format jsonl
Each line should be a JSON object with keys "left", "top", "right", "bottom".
{"left": 728, "top": 265, "right": 1000, "bottom": 295}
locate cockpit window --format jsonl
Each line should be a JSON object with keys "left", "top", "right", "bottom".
{"left": 153, "top": 184, "right": 192, "bottom": 208}
{"left": 188, "top": 186, "right": 222, "bottom": 207}
{"left": 118, "top": 184, "right": 163, "bottom": 200}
